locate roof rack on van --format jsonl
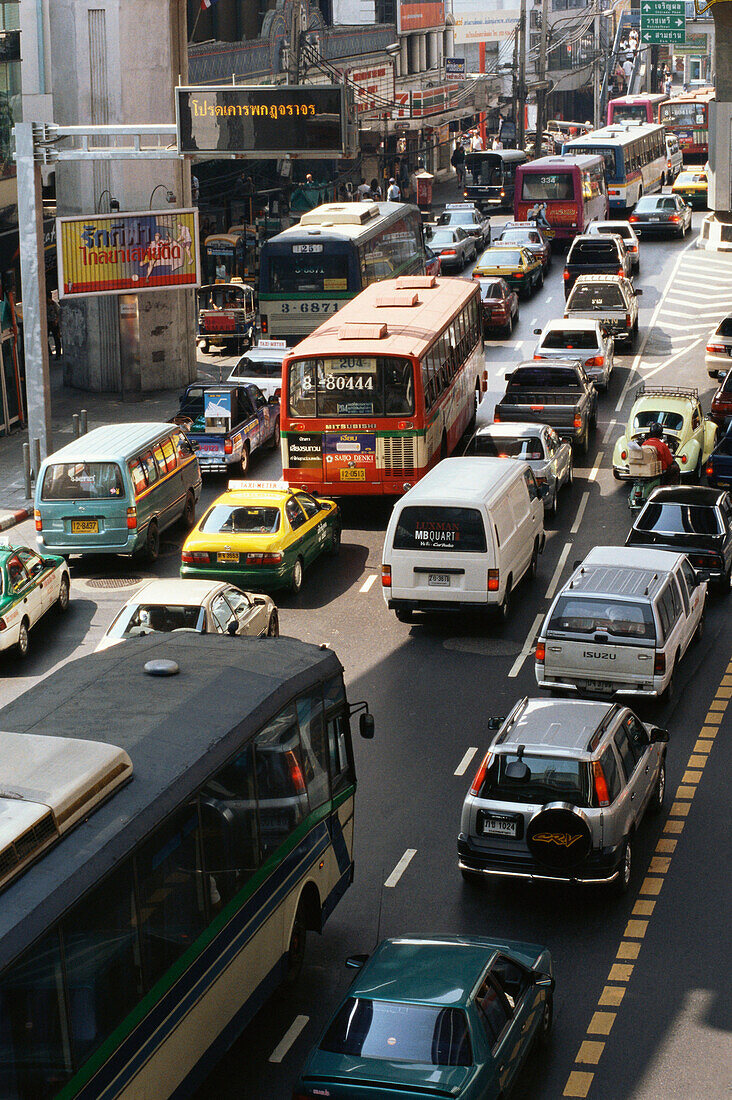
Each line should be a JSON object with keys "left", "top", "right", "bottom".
{"left": 586, "top": 704, "right": 620, "bottom": 752}
{"left": 643, "top": 573, "right": 658, "bottom": 597}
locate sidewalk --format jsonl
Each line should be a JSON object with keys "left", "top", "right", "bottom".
{"left": 0, "top": 361, "right": 181, "bottom": 531}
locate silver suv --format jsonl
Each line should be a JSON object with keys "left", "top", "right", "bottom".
{"left": 458, "top": 698, "right": 668, "bottom": 893}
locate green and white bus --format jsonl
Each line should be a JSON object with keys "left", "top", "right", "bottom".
{"left": 258, "top": 201, "right": 426, "bottom": 344}
{"left": 0, "top": 634, "right": 373, "bottom": 1099}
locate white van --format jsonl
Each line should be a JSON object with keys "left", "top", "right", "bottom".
{"left": 382, "top": 457, "right": 545, "bottom": 622}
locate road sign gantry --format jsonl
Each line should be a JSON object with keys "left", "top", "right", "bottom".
{"left": 640, "top": 0, "right": 686, "bottom": 44}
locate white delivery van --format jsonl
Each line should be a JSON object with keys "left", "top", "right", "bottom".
{"left": 382, "top": 457, "right": 545, "bottom": 622}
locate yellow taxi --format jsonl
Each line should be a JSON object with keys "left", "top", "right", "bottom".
{"left": 180, "top": 480, "right": 341, "bottom": 594}
{"left": 472, "top": 244, "right": 544, "bottom": 297}
{"left": 671, "top": 169, "right": 708, "bottom": 209}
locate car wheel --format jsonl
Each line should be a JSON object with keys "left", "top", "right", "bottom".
{"left": 283, "top": 903, "right": 307, "bottom": 985}
{"left": 267, "top": 610, "right": 280, "bottom": 637}
{"left": 694, "top": 451, "right": 704, "bottom": 482}
{"left": 240, "top": 442, "right": 251, "bottom": 476}
{"left": 650, "top": 760, "right": 666, "bottom": 813}
{"left": 514, "top": 306, "right": 520, "bottom": 326}
{"left": 502, "top": 318, "right": 512, "bottom": 338}
{"left": 660, "top": 656, "right": 678, "bottom": 703}
{"left": 181, "top": 491, "right": 196, "bottom": 530}
{"left": 144, "top": 521, "right": 159, "bottom": 564}
{"left": 270, "top": 417, "right": 280, "bottom": 450}
{"left": 57, "top": 574, "right": 70, "bottom": 613}
{"left": 537, "top": 268, "right": 544, "bottom": 290}
{"left": 290, "top": 557, "right": 304, "bottom": 595}
{"left": 395, "top": 607, "right": 414, "bottom": 623}
{"left": 693, "top": 608, "right": 705, "bottom": 644}
{"left": 327, "top": 524, "right": 341, "bottom": 556}
{"left": 497, "top": 576, "right": 512, "bottom": 621}
{"left": 613, "top": 837, "right": 632, "bottom": 895}
{"left": 16, "top": 617, "right": 30, "bottom": 659}
{"left": 199, "top": 339, "right": 209, "bottom": 353}
{"left": 548, "top": 484, "right": 558, "bottom": 518}
{"left": 529, "top": 540, "right": 540, "bottom": 579}
{"left": 566, "top": 457, "right": 574, "bottom": 487}
{"left": 537, "top": 995, "right": 554, "bottom": 1047}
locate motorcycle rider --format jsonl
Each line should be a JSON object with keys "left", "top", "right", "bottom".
{"left": 642, "top": 421, "right": 680, "bottom": 484}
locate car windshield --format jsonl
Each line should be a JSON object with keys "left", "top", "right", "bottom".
{"left": 568, "top": 284, "right": 625, "bottom": 309}
{"left": 199, "top": 505, "right": 281, "bottom": 534}
{"left": 632, "top": 410, "right": 685, "bottom": 433}
{"left": 547, "top": 594, "right": 656, "bottom": 640}
{"left": 637, "top": 502, "right": 721, "bottom": 535}
{"left": 508, "top": 367, "right": 581, "bottom": 389}
{"left": 41, "top": 462, "right": 125, "bottom": 501}
{"left": 320, "top": 998, "right": 473, "bottom": 1067}
{"left": 431, "top": 229, "right": 458, "bottom": 245}
{"left": 229, "top": 357, "right": 282, "bottom": 379}
{"left": 112, "top": 603, "right": 204, "bottom": 638}
{"left": 479, "top": 753, "right": 591, "bottom": 806}
{"left": 479, "top": 280, "right": 504, "bottom": 299}
{"left": 498, "top": 230, "right": 540, "bottom": 245}
{"left": 541, "top": 329, "right": 597, "bottom": 350}
{"left": 472, "top": 435, "right": 544, "bottom": 458}
{"left": 479, "top": 250, "right": 522, "bottom": 266}
{"left": 437, "top": 212, "right": 475, "bottom": 227}
{"left": 393, "top": 506, "right": 487, "bottom": 553}
{"left": 636, "top": 197, "right": 676, "bottom": 212}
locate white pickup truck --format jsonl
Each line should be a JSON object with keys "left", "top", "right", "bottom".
{"left": 535, "top": 546, "right": 706, "bottom": 700}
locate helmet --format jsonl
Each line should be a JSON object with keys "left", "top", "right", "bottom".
{"left": 389, "top": 177, "right": 396, "bottom": 183}
{"left": 647, "top": 421, "right": 663, "bottom": 438}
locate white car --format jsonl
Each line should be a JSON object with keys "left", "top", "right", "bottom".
{"left": 664, "top": 134, "right": 683, "bottom": 185}
{"left": 587, "top": 221, "right": 640, "bottom": 272}
{"left": 0, "top": 541, "right": 70, "bottom": 658}
{"left": 96, "top": 578, "right": 278, "bottom": 651}
{"left": 227, "top": 340, "right": 287, "bottom": 400}
{"left": 533, "top": 318, "right": 614, "bottom": 391}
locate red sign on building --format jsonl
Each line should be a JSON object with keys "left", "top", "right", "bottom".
{"left": 397, "top": 1, "right": 445, "bottom": 34}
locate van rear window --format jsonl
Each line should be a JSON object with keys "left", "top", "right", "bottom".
{"left": 547, "top": 595, "right": 655, "bottom": 640}
{"left": 393, "top": 506, "right": 487, "bottom": 553}
{"left": 479, "top": 753, "right": 591, "bottom": 806}
{"left": 41, "top": 462, "right": 125, "bottom": 501}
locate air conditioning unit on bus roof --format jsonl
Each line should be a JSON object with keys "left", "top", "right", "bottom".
{"left": 300, "top": 203, "right": 380, "bottom": 226}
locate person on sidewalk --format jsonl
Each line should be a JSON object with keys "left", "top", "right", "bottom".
{"left": 451, "top": 141, "right": 465, "bottom": 187}
{"left": 387, "top": 177, "right": 401, "bottom": 202}
{"left": 47, "top": 291, "right": 61, "bottom": 358}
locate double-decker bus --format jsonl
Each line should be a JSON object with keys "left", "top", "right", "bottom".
{"left": 514, "top": 155, "right": 609, "bottom": 243}
{"left": 659, "top": 89, "right": 714, "bottom": 162}
{"left": 607, "top": 93, "right": 668, "bottom": 125}
{"left": 563, "top": 122, "right": 666, "bottom": 211}
{"left": 280, "top": 275, "right": 483, "bottom": 496}
{"left": 0, "top": 634, "right": 373, "bottom": 1100}
{"left": 258, "top": 201, "right": 425, "bottom": 343}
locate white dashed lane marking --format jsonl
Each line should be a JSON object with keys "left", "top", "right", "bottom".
{"left": 545, "top": 541, "right": 574, "bottom": 602}
{"left": 359, "top": 573, "right": 377, "bottom": 593}
{"left": 455, "top": 747, "right": 478, "bottom": 776}
{"left": 508, "top": 611, "right": 545, "bottom": 679}
{"left": 385, "top": 849, "right": 417, "bottom": 888}
{"left": 269, "top": 1016, "right": 309, "bottom": 1063}
{"left": 571, "top": 490, "right": 590, "bottom": 535}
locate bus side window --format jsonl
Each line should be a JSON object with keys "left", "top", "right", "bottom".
{"left": 140, "top": 450, "right": 159, "bottom": 485}
{"left": 296, "top": 691, "right": 331, "bottom": 810}
{"left": 323, "top": 676, "right": 355, "bottom": 793}
{"left": 421, "top": 358, "right": 431, "bottom": 408}
{"left": 254, "top": 706, "right": 309, "bottom": 861}
{"left": 200, "top": 742, "right": 261, "bottom": 906}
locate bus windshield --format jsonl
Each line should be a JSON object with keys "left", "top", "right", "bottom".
{"left": 521, "top": 172, "right": 575, "bottom": 201}
{"left": 661, "top": 101, "right": 706, "bottom": 126}
{"left": 268, "top": 254, "right": 350, "bottom": 293}
{"left": 611, "top": 105, "right": 646, "bottom": 123}
{"left": 288, "top": 357, "right": 414, "bottom": 418}
{"left": 465, "top": 153, "right": 503, "bottom": 185}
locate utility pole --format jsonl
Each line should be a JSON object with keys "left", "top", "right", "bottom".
{"left": 517, "top": 0, "right": 528, "bottom": 149}
{"left": 593, "top": 10, "right": 602, "bottom": 128}
{"left": 511, "top": 25, "right": 519, "bottom": 140}
{"left": 288, "top": 0, "right": 302, "bottom": 84}
{"left": 534, "top": 0, "right": 550, "bottom": 160}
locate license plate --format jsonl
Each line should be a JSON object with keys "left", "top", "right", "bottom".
{"left": 340, "top": 468, "right": 365, "bottom": 481}
{"left": 583, "top": 680, "right": 614, "bottom": 693}
{"left": 483, "top": 815, "right": 518, "bottom": 838}
{"left": 217, "top": 551, "right": 239, "bottom": 563}
{"left": 649, "top": 216, "right": 661, "bottom": 222}
{"left": 428, "top": 573, "right": 451, "bottom": 586}
{"left": 71, "top": 519, "right": 98, "bottom": 534}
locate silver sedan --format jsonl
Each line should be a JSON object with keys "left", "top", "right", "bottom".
{"left": 426, "top": 226, "right": 477, "bottom": 272}
{"left": 706, "top": 315, "right": 732, "bottom": 379}
{"left": 533, "top": 318, "right": 614, "bottom": 392}
{"left": 467, "top": 422, "right": 573, "bottom": 515}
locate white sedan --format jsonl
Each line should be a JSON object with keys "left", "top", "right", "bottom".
{"left": 96, "top": 578, "right": 278, "bottom": 651}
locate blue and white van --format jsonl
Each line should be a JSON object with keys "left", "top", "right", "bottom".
{"left": 35, "top": 423, "right": 202, "bottom": 562}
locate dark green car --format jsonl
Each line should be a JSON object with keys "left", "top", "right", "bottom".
{"left": 293, "top": 935, "right": 554, "bottom": 1099}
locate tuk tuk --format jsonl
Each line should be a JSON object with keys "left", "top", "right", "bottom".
{"left": 196, "top": 281, "right": 256, "bottom": 354}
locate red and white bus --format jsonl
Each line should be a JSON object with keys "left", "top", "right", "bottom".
{"left": 607, "top": 93, "right": 668, "bottom": 125}
{"left": 514, "top": 155, "right": 609, "bottom": 243}
{"left": 659, "top": 90, "right": 714, "bottom": 162}
{"left": 280, "top": 276, "right": 483, "bottom": 496}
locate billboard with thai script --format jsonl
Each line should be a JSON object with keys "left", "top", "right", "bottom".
{"left": 57, "top": 209, "right": 200, "bottom": 299}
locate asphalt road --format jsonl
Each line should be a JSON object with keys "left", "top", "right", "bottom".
{"left": 2, "top": 206, "right": 730, "bottom": 1100}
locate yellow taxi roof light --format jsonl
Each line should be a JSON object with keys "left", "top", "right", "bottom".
{"left": 227, "top": 479, "right": 290, "bottom": 492}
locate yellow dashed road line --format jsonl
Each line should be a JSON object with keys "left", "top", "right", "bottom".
{"left": 562, "top": 663, "right": 730, "bottom": 1097}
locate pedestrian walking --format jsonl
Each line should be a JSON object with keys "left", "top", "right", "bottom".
{"left": 386, "top": 177, "right": 401, "bottom": 202}
{"left": 356, "top": 177, "right": 372, "bottom": 199}
{"left": 47, "top": 291, "right": 61, "bottom": 358}
{"left": 370, "top": 177, "right": 383, "bottom": 200}
{"left": 450, "top": 141, "right": 465, "bottom": 186}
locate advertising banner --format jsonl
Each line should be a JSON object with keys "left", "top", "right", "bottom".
{"left": 445, "top": 57, "right": 466, "bottom": 80}
{"left": 454, "top": 1, "right": 521, "bottom": 43}
{"left": 338, "top": 60, "right": 396, "bottom": 117}
{"left": 397, "top": 1, "right": 445, "bottom": 34}
{"left": 57, "top": 209, "right": 200, "bottom": 300}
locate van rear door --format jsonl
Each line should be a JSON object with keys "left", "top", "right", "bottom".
{"left": 389, "top": 503, "right": 494, "bottom": 605}
{"left": 38, "top": 461, "right": 131, "bottom": 549}
{"left": 543, "top": 594, "right": 656, "bottom": 692}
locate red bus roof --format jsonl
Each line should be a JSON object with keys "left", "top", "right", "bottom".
{"left": 518, "top": 154, "right": 606, "bottom": 171}
{"left": 284, "top": 276, "right": 479, "bottom": 362}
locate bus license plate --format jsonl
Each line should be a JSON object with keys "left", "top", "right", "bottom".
{"left": 483, "top": 815, "right": 517, "bottom": 838}
{"left": 71, "top": 519, "right": 99, "bottom": 534}
{"left": 340, "top": 468, "right": 365, "bottom": 481}
{"left": 217, "top": 552, "right": 239, "bottom": 563}
{"left": 428, "top": 573, "right": 451, "bottom": 586}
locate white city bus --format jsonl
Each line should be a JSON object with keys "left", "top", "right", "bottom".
{"left": 563, "top": 122, "right": 666, "bottom": 212}
{"left": 0, "top": 635, "right": 373, "bottom": 1100}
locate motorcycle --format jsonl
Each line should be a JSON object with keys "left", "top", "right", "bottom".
{"left": 626, "top": 441, "right": 679, "bottom": 511}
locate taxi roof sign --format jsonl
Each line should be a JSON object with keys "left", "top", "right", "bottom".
{"left": 257, "top": 339, "right": 287, "bottom": 350}
{"left": 501, "top": 221, "right": 536, "bottom": 230}
{"left": 227, "top": 479, "right": 290, "bottom": 492}
{"left": 445, "top": 202, "right": 476, "bottom": 211}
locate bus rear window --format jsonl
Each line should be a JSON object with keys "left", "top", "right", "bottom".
{"left": 393, "top": 506, "right": 487, "bottom": 553}
{"left": 41, "top": 462, "right": 125, "bottom": 501}
{"left": 521, "top": 173, "right": 574, "bottom": 201}
{"left": 288, "top": 357, "right": 414, "bottom": 418}
{"left": 268, "top": 254, "right": 350, "bottom": 293}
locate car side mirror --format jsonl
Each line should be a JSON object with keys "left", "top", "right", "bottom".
{"left": 360, "top": 712, "right": 375, "bottom": 740}
{"left": 268, "top": 394, "right": 279, "bottom": 404}
{"left": 487, "top": 716, "right": 505, "bottom": 731}
{"left": 533, "top": 328, "right": 542, "bottom": 335}
{"left": 635, "top": 289, "right": 643, "bottom": 296}
{"left": 227, "top": 620, "right": 239, "bottom": 635}
{"left": 533, "top": 973, "right": 554, "bottom": 989}
{"left": 346, "top": 954, "right": 369, "bottom": 970}
{"left": 650, "top": 726, "right": 669, "bottom": 743}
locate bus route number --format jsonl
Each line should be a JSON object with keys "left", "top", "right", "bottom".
{"left": 280, "top": 302, "right": 338, "bottom": 314}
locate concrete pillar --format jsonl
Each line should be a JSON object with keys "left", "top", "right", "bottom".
{"left": 409, "top": 35, "right": 419, "bottom": 74}
{"left": 49, "top": 0, "right": 197, "bottom": 395}
{"left": 700, "top": 2, "right": 732, "bottom": 248}
{"left": 429, "top": 30, "right": 441, "bottom": 71}
{"left": 400, "top": 37, "right": 409, "bottom": 77}
{"left": 418, "top": 33, "right": 427, "bottom": 73}
{"left": 444, "top": 27, "right": 455, "bottom": 60}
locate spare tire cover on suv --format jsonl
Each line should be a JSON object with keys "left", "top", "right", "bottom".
{"left": 526, "top": 802, "right": 593, "bottom": 871}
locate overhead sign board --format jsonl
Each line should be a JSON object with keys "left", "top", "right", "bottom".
{"left": 454, "top": 2, "right": 521, "bottom": 43}
{"left": 57, "top": 209, "right": 200, "bottom": 300}
{"left": 397, "top": 1, "right": 445, "bottom": 34}
{"left": 640, "top": 0, "right": 686, "bottom": 44}
{"left": 176, "top": 85, "right": 346, "bottom": 157}
{"left": 445, "top": 57, "right": 466, "bottom": 81}
{"left": 673, "top": 32, "right": 709, "bottom": 53}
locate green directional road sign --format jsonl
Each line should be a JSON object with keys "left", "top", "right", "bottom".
{"left": 640, "top": 0, "right": 686, "bottom": 44}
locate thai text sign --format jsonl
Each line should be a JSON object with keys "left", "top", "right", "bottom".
{"left": 640, "top": 0, "right": 686, "bottom": 44}
{"left": 57, "top": 209, "right": 200, "bottom": 299}
{"left": 176, "top": 85, "right": 344, "bottom": 156}
{"left": 397, "top": 1, "right": 445, "bottom": 33}
{"left": 454, "top": 2, "right": 520, "bottom": 43}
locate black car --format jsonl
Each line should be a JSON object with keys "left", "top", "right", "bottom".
{"left": 629, "top": 194, "right": 692, "bottom": 239}
{"left": 626, "top": 486, "right": 732, "bottom": 589}
{"left": 563, "top": 234, "right": 631, "bottom": 299}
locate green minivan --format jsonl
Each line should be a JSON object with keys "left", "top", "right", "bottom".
{"left": 35, "top": 423, "right": 202, "bottom": 562}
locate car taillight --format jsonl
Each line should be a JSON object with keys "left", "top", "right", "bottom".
{"left": 246, "top": 552, "right": 283, "bottom": 565}
{"left": 654, "top": 652, "right": 666, "bottom": 676}
{"left": 181, "top": 550, "right": 210, "bottom": 564}
{"left": 707, "top": 344, "right": 726, "bottom": 353}
{"left": 488, "top": 569, "right": 499, "bottom": 591}
{"left": 628, "top": 243, "right": 638, "bottom": 252}
{"left": 680, "top": 454, "right": 687, "bottom": 465}
{"left": 535, "top": 641, "right": 545, "bottom": 662}
{"left": 470, "top": 751, "right": 493, "bottom": 795}
{"left": 0, "top": 617, "right": 6, "bottom": 631}
{"left": 515, "top": 271, "right": 524, "bottom": 278}
{"left": 381, "top": 564, "right": 391, "bottom": 587}
{"left": 224, "top": 439, "right": 233, "bottom": 455}
{"left": 443, "top": 249, "right": 457, "bottom": 255}
{"left": 34, "top": 509, "right": 42, "bottom": 532}
{"left": 563, "top": 270, "right": 570, "bottom": 280}
{"left": 669, "top": 214, "right": 680, "bottom": 223}
{"left": 500, "top": 189, "right": 505, "bottom": 197}
{"left": 626, "top": 314, "right": 632, "bottom": 328}
{"left": 493, "top": 412, "right": 501, "bottom": 422}
{"left": 574, "top": 414, "right": 582, "bottom": 429}
{"left": 617, "top": 268, "right": 624, "bottom": 277}
{"left": 585, "top": 356, "right": 604, "bottom": 367}
{"left": 260, "top": 315, "right": 268, "bottom": 334}
{"left": 629, "top": 215, "right": 638, "bottom": 222}
{"left": 706, "top": 463, "right": 714, "bottom": 477}
{"left": 127, "top": 507, "right": 137, "bottom": 529}
{"left": 592, "top": 760, "right": 610, "bottom": 808}
{"left": 621, "top": 450, "right": 627, "bottom": 461}
{"left": 287, "top": 750, "right": 306, "bottom": 793}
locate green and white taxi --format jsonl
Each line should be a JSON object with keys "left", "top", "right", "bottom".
{"left": 0, "top": 541, "right": 71, "bottom": 657}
